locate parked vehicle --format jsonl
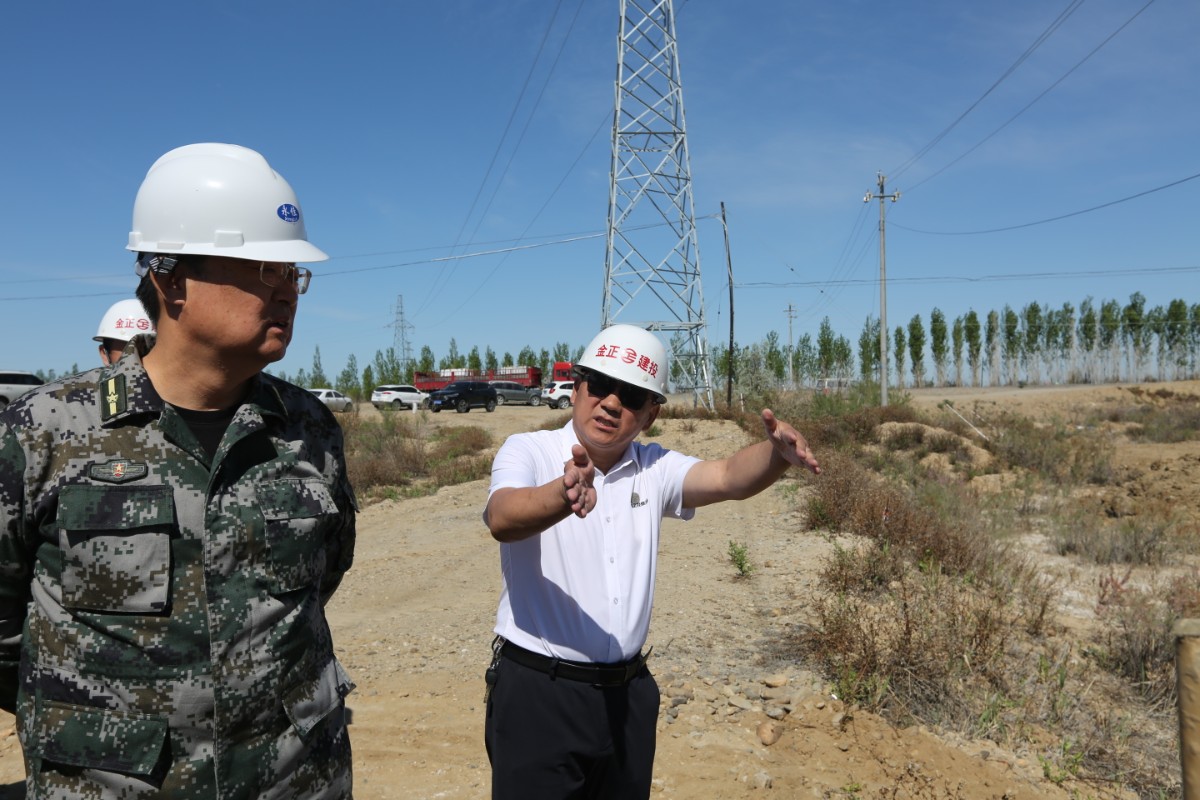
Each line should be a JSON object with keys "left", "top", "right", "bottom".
{"left": 489, "top": 380, "right": 541, "bottom": 406}
{"left": 414, "top": 365, "right": 542, "bottom": 394}
{"left": 541, "top": 380, "right": 574, "bottom": 410}
{"left": 371, "top": 384, "right": 429, "bottom": 410}
{"left": 429, "top": 381, "right": 498, "bottom": 413}
{"left": 310, "top": 388, "right": 354, "bottom": 412}
{"left": 0, "top": 371, "right": 43, "bottom": 407}
{"left": 549, "top": 361, "right": 574, "bottom": 382}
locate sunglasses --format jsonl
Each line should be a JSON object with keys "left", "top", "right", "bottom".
{"left": 581, "top": 370, "right": 654, "bottom": 411}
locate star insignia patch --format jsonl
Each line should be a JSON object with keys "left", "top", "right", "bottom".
{"left": 89, "top": 459, "right": 148, "bottom": 484}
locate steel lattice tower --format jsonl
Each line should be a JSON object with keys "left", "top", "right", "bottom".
{"left": 603, "top": 0, "right": 713, "bottom": 408}
{"left": 392, "top": 295, "right": 414, "bottom": 378}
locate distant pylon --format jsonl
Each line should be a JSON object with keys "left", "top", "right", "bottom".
{"left": 603, "top": 0, "right": 713, "bottom": 409}
{"left": 393, "top": 295, "right": 414, "bottom": 378}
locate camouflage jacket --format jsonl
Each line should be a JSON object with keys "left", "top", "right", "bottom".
{"left": 0, "top": 337, "right": 357, "bottom": 799}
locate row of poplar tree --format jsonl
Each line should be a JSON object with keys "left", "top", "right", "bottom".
{"left": 274, "top": 292, "right": 1199, "bottom": 401}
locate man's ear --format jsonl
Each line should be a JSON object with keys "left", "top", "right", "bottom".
{"left": 148, "top": 269, "right": 185, "bottom": 319}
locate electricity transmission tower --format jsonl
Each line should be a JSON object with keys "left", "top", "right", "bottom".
{"left": 603, "top": 0, "right": 713, "bottom": 408}
{"left": 392, "top": 295, "right": 414, "bottom": 378}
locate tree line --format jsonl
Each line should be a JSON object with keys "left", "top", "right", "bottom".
{"left": 271, "top": 339, "right": 585, "bottom": 401}
{"left": 268, "top": 291, "right": 1199, "bottom": 400}
{"left": 714, "top": 292, "right": 1199, "bottom": 391}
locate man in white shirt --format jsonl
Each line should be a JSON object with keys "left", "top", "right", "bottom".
{"left": 483, "top": 324, "right": 820, "bottom": 799}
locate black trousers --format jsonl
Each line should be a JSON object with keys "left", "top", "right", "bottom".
{"left": 485, "top": 654, "right": 660, "bottom": 800}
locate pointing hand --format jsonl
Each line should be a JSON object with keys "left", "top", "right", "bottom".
{"left": 761, "top": 409, "right": 820, "bottom": 474}
{"left": 562, "top": 444, "right": 597, "bottom": 517}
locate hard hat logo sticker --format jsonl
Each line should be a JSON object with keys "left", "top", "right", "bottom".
{"left": 277, "top": 204, "right": 300, "bottom": 223}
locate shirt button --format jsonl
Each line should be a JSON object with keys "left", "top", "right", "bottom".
{"left": 609, "top": 557, "right": 615, "bottom": 564}
{"left": 613, "top": 598, "right": 619, "bottom": 605}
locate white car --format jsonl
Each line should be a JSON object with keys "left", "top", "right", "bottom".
{"left": 541, "top": 380, "right": 574, "bottom": 410}
{"left": 310, "top": 388, "right": 354, "bottom": 412}
{"left": 0, "top": 371, "right": 43, "bottom": 408}
{"left": 371, "top": 384, "right": 429, "bottom": 410}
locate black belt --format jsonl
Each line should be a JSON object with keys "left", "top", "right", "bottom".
{"left": 499, "top": 641, "right": 650, "bottom": 686}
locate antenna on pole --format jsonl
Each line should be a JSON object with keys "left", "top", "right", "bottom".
{"left": 864, "top": 173, "right": 900, "bottom": 406}
{"left": 603, "top": 0, "right": 714, "bottom": 409}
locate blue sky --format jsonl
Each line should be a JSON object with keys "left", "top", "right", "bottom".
{"left": 1, "top": 0, "right": 1196, "bottom": 382}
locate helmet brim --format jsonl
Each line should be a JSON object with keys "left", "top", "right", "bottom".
{"left": 126, "top": 239, "right": 329, "bottom": 263}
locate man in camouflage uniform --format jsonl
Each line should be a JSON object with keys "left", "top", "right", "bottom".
{"left": 0, "top": 143, "right": 357, "bottom": 798}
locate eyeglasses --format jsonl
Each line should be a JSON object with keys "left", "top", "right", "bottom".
{"left": 581, "top": 370, "right": 654, "bottom": 411}
{"left": 258, "top": 262, "right": 312, "bottom": 294}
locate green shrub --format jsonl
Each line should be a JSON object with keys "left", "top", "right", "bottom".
{"left": 727, "top": 540, "right": 753, "bottom": 577}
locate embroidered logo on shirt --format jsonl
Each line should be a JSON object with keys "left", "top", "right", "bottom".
{"left": 89, "top": 459, "right": 149, "bottom": 484}
{"left": 630, "top": 491, "right": 649, "bottom": 508}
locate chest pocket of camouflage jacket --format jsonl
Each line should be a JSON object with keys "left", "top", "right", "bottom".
{"left": 57, "top": 484, "right": 174, "bottom": 613}
{"left": 255, "top": 478, "right": 338, "bottom": 593}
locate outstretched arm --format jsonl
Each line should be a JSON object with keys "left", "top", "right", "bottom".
{"left": 485, "top": 444, "right": 597, "bottom": 543}
{"left": 682, "top": 409, "right": 819, "bottom": 509}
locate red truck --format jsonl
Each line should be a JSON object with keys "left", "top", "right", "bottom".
{"left": 413, "top": 365, "right": 543, "bottom": 393}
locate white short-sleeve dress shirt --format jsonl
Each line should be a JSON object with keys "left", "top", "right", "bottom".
{"left": 488, "top": 422, "right": 699, "bottom": 664}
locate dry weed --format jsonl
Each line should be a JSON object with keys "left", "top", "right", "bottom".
{"left": 789, "top": 402, "right": 1183, "bottom": 797}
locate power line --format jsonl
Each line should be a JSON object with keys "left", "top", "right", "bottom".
{"left": 736, "top": 264, "right": 1200, "bottom": 289}
{"left": 890, "top": 0, "right": 1086, "bottom": 182}
{"left": 418, "top": 0, "right": 570, "bottom": 318}
{"left": 904, "top": 0, "right": 1158, "bottom": 195}
{"left": 0, "top": 215, "right": 714, "bottom": 290}
{"left": 0, "top": 289, "right": 133, "bottom": 303}
{"left": 892, "top": 170, "right": 1200, "bottom": 235}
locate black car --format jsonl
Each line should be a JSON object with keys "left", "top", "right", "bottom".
{"left": 429, "top": 381, "right": 498, "bottom": 413}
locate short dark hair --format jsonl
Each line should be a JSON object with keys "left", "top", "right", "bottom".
{"left": 135, "top": 273, "right": 159, "bottom": 325}
{"left": 134, "top": 255, "right": 205, "bottom": 325}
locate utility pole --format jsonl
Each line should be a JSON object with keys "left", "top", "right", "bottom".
{"left": 784, "top": 304, "right": 797, "bottom": 388}
{"left": 721, "top": 202, "right": 735, "bottom": 407}
{"left": 864, "top": 173, "right": 900, "bottom": 406}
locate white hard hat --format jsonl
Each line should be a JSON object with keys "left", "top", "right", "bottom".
{"left": 94, "top": 298, "right": 154, "bottom": 342}
{"left": 126, "top": 143, "right": 328, "bottom": 265}
{"left": 576, "top": 324, "right": 669, "bottom": 403}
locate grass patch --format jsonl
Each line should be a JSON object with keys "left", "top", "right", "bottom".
{"left": 985, "top": 412, "right": 1114, "bottom": 485}
{"left": 341, "top": 413, "right": 492, "bottom": 502}
{"left": 788, "top": 404, "right": 1180, "bottom": 796}
{"left": 1092, "top": 389, "right": 1200, "bottom": 444}
{"left": 1091, "top": 567, "right": 1200, "bottom": 706}
{"left": 1050, "top": 500, "right": 1183, "bottom": 566}
{"left": 537, "top": 412, "right": 571, "bottom": 431}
